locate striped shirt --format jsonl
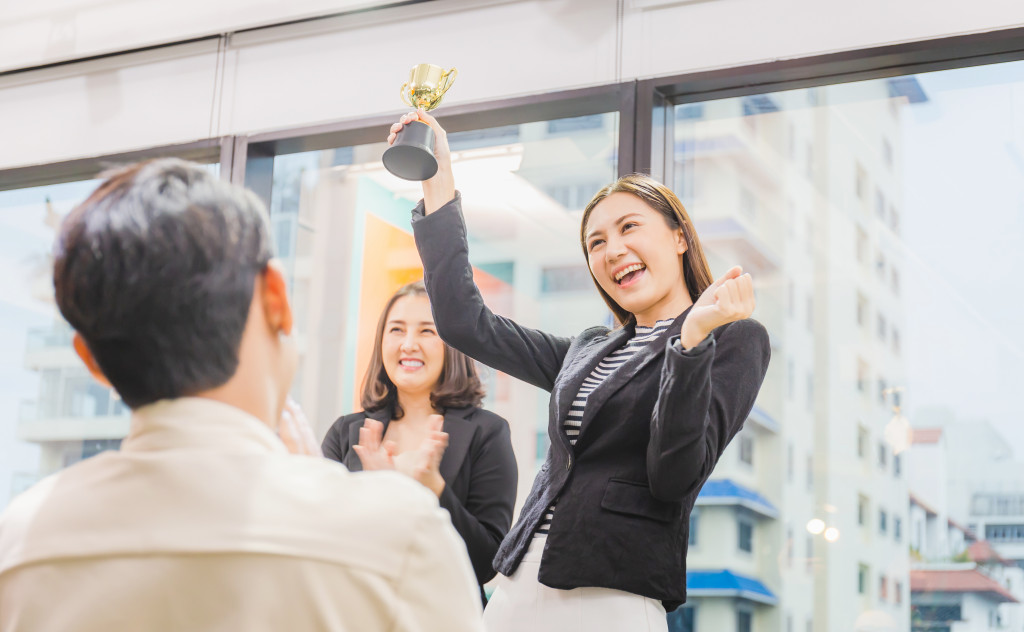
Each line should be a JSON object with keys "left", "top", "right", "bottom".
{"left": 534, "top": 318, "right": 675, "bottom": 536}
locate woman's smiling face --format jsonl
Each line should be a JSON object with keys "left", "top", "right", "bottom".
{"left": 584, "top": 192, "right": 690, "bottom": 324}
{"left": 381, "top": 295, "right": 446, "bottom": 398}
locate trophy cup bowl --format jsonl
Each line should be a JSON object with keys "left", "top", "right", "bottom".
{"left": 382, "top": 64, "right": 457, "bottom": 181}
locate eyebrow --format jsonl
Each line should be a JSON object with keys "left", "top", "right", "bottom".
{"left": 386, "top": 319, "right": 436, "bottom": 327}
{"left": 585, "top": 213, "right": 644, "bottom": 242}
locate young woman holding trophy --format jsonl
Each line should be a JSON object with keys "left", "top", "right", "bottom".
{"left": 385, "top": 109, "right": 771, "bottom": 631}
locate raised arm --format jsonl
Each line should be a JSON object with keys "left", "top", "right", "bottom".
{"left": 392, "top": 110, "right": 573, "bottom": 391}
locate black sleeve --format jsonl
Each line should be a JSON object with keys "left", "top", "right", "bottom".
{"left": 321, "top": 415, "right": 355, "bottom": 463}
{"left": 437, "top": 412, "right": 518, "bottom": 585}
{"left": 411, "top": 194, "right": 572, "bottom": 393}
{"left": 646, "top": 319, "right": 771, "bottom": 501}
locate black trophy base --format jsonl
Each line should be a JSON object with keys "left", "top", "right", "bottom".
{"left": 382, "top": 121, "right": 438, "bottom": 181}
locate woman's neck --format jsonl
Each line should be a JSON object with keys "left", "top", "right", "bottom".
{"left": 395, "top": 391, "right": 437, "bottom": 422}
{"left": 633, "top": 290, "right": 692, "bottom": 328}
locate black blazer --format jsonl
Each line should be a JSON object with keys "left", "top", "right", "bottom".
{"left": 322, "top": 405, "right": 518, "bottom": 587}
{"left": 411, "top": 194, "right": 771, "bottom": 611}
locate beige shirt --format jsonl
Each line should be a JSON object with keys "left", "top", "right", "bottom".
{"left": 0, "top": 398, "right": 483, "bottom": 632}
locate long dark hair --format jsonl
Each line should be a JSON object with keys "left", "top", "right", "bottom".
{"left": 580, "top": 173, "right": 714, "bottom": 325}
{"left": 361, "top": 281, "right": 485, "bottom": 418}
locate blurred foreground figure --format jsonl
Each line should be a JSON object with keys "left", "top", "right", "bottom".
{"left": 0, "top": 159, "right": 482, "bottom": 632}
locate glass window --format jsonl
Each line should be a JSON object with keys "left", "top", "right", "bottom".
{"left": 738, "top": 516, "right": 754, "bottom": 553}
{"left": 0, "top": 179, "right": 116, "bottom": 510}
{"left": 265, "top": 112, "right": 618, "bottom": 492}
{"left": 0, "top": 163, "right": 220, "bottom": 513}
{"left": 858, "top": 564, "right": 869, "bottom": 594}
{"left": 668, "top": 57, "right": 1024, "bottom": 631}
{"left": 879, "top": 509, "right": 888, "bottom": 534}
{"left": 737, "top": 609, "right": 752, "bottom": 632}
{"left": 689, "top": 509, "right": 699, "bottom": 546}
{"left": 739, "top": 434, "right": 754, "bottom": 466}
{"left": 667, "top": 606, "right": 696, "bottom": 632}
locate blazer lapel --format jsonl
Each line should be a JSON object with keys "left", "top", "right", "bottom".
{"left": 576, "top": 308, "right": 690, "bottom": 440}
{"left": 438, "top": 407, "right": 476, "bottom": 483}
{"left": 552, "top": 326, "right": 632, "bottom": 445}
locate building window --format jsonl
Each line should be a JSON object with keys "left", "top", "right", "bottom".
{"left": 857, "top": 425, "right": 868, "bottom": 459}
{"left": 806, "top": 535, "right": 814, "bottom": 572}
{"left": 856, "top": 227, "right": 868, "bottom": 263}
{"left": 880, "top": 575, "right": 888, "bottom": 601}
{"left": 786, "top": 526, "right": 794, "bottom": 567}
{"left": 857, "top": 292, "right": 868, "bottom": 327}
{"left": 738, "top": 516, "right": 754, "bottom": 553}
{"left": 894, "top": 580, "right": 903, "bottom": 604}
{"left": 668, "top": 606, "right": 696, "bottom": 632}
{"left": 737, "top": 609, "right": 753, "bottom": 632}
{"left": 894, "top": 454, "right": 902, "bottom": 478}
{"left": 739, "top": 434, "right": 754, "bottom": 466}
{"left": 883, "top": 138, "right": 894, "bottom": 169}
{"left": 878, "top": 379, "right": 888, "bottom": 406}
{"left": 878, "top": 443, "right": 888, "bottom": 469}
{"left": 877, "top": 313, "right": 887, "bottom": 342}
{"left": 889, "top": 205, "right": 900, "bottom": 234}
{"left": 858, "top": 495, "right": 869, "bottom": 526}
{"left": 689, "top": 510, "right": 699, "bottom": 546}
{"left": 740, "top": 186, "right": 757, "bottom": 220}
{"left": 806, "top": 454, "right": 814, "bottom": 492}
{"left": 876, "top": 251, "right": 887, "bottom": 279}
{"left": 788, "top": 358, "right": 795, "bottom": 400}
{"left": 855, "top": 163, "right": 867, "bottom": 200}
{"left": 858, "top": 359, "right": 869, "bottom": 394}
{"left": 895, "top": 517, "right": 902, "bottom": 542}
{"left": 787, "top": 442, "right": 795, "bottom": 483}
{"left": 858, "top": 564, "right": 869, "bottom": 594}
{"left": 892, "top": 328, "right": 901, "bottom": 355}
{"left": 879, "top": 509, "right": 888, "bottom": 535}
{"left": 875, "top": 189, "right": 886, "bottom": 220}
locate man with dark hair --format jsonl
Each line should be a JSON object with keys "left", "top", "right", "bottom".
{"left": 0, "top": 159, "right": 483, "bottom": 631}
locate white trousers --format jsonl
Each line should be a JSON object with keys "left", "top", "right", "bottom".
{"left": 482, "top": 536, "right": 668, "bottom": 632}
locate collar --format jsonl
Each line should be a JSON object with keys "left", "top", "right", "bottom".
{"left": 120, "top": 397, "right": 287, "bottom": 455}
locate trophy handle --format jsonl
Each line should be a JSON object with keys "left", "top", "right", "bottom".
{"left": 437, "top": 68, "right": 458, "bottom": 97}
{"left": 400, "top": 82, "right": 415, "bottom": 108}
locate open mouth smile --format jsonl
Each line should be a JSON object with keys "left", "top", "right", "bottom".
{"left": 613, "top": 263, "right": 646, "bottom": 287}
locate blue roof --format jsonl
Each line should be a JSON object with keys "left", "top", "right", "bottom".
{"left": 747, "top": 405, "right": 779, "bottom": 433}
{"left": 696, "top": 479, "right": 778, "bottom": 518}
{"left": 687, "top": 570, "right": 778, "bottom": 605}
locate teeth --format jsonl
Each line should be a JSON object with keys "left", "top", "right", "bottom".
{"left": 615, "top": 263, "right": 645, "bottom": 282}
{"left": 400, "top": 360, "right": 424, "bottom": 367}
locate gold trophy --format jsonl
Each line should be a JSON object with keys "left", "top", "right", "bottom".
{"left": 382, "top": 63, "right": 458, "bottom": 181}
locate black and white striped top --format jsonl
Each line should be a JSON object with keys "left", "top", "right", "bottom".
{"left": 534, "top": 318, "right": 675, "bottom": 536}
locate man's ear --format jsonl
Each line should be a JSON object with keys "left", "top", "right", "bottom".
{"left": 262, "top": 260, "right": 293, "bottom": 336}
{"left": 72, "top": 333, "right": 113, "bottom": 388}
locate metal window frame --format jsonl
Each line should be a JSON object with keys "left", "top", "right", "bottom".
{"left": 0, "top": 138, "right": 235, "bottom": 192}
{"left": 235, "top": 82, "right": 638, "bottom": 210}
{"left": 634, "top": 25, "right": 1024, "bottom": 183}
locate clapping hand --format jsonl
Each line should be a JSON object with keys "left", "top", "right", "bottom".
{"left": 394, "top": 414, "right": 448, "bottom": 498}
{"left": 679, "top": 266, "right": 756, "bottom": 350}
{"left": 352, "top": 419, "right": 398, "bottom": 471}
{"left": 278, "top": 399, "right": 322, "bottom": 457}
{"left": 353, "top": 415, "right": 449, "bottom": 498}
